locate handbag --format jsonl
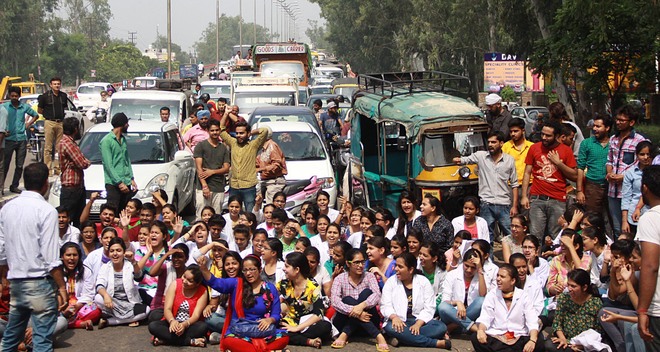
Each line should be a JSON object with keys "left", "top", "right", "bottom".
{"left": 230, "top": 318, "right": 276, "bottom": 338}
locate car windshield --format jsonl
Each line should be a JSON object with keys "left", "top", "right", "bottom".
{"left": 234, "top": 92, "right": 296, "bottom": 109}
{"left": 200, "top": 85, "right": 231, "bottom": 96}
{"left": 79, "top": 132, "right": 168, "bottom": 164}
{"left": 334, "top": 87, "right": 356, "bottom": 99}
{"left": 260, "top": 62, "right": 305, "bottom": 81}
{"left": 311, "top": 87, "right": 332, "bottom": 95}
{"left": 132, "top": 79, "right": 157, "bottom": 88}
{"left": 110, "top": 99, "right": 180, "bottom": 121}
{"left": 316, "top": 69, "right": 344, "bottom": 79}
{"left": 78, "top": 85, "right": 106, "bottom": 94}
{"left": 251, "top": 113, "right": 317, "bottom": 127}
{"left": 422, "top": 131, "right": 487, "bottom": 166}
{"left": 273, "top": 131, "right": 326, "bottom": 161}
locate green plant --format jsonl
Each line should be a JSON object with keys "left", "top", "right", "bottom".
{"left": 500, "top": 86, "right": 517, "bottom": 103}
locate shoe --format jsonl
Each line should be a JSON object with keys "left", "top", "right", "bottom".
{"left": 9, "top": 187, "right": 21, "bottom": 194}
{"left": 208, "top": 332, "right": 221, "bottom": 345}
{"left": 98, "top": 318, "right": 108, "bottom": 329}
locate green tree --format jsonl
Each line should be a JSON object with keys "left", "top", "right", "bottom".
{"left": 40, "top": 33, "right": 90, "bottom": 86}
{"left": 305, "top": 20, "right": 332, "bottom": 52}
{"left": 500, "top": 86, "right": 517, "bottom": 102}
{"left": 95, "top": 43, "right": 151, "bottom": 82}
{"left": 152, "top": 35, "right": 191, "bottom": 65}
{"left": 194, "top": 15, "right": 271, "bottom": 64}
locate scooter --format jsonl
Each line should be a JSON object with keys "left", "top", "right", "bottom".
{"left": 28, "top": 120, "right": 45, "bottom": 163}
{"left": 279, "top": 175, "right": 325, "bottom": 216}
{"left": 93, "top": 108, "right": 107, "bottom": 123}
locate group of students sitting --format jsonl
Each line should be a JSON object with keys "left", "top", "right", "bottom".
{"left": 2, "top": 184, "right": 643, "bottom": 352}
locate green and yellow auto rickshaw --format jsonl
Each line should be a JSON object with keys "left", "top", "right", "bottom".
{"left": 346, "top": 71, "right": 489, "bottom": 219}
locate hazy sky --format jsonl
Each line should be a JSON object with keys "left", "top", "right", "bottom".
{"left": 106, "top": 0, "right": 322, "bottom": 54}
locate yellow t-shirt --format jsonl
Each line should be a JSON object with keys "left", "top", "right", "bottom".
{"left": 502, "top": 139, "right": 534, "bottom": 185}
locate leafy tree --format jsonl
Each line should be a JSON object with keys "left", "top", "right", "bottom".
{"left": 194, "top": 15, "right": 271, "bottom": 64}
{"left": 40, "top": 33, "right": 90, "bottom": 86}
{"left": 152, "top": 35, "right": 191, "bottom": 65}
{"left": 500, "top": 86, "right": 517, "bottom": 102}
{"left": 95, "top": 43, "right": 151, "bottom": 82}
{"left": 305, "top": 20, "right": 332, "bottom": 52}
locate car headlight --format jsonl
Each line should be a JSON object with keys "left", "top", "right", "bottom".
{"left": 318, "top": 177, "right": 335, "bottom": 189}
{"left": 458, "top": 166, "right": 472, "bottom": 179}
{"left": 50, "top": 178, "right": 62, "bottom": 197}
{"left": 134, "top": 173, "right": 169, "bottom": 199}
{"left": 37, "top": 124, "right": 45, "bottom": 133}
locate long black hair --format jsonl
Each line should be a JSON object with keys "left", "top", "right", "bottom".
{"left": 395, "top": 191, "right": 418, "bottom": 236}
{"left": 241, "top": 255, "right": 263, "bottom": 309}
{"left": 60, "top": 242, "right": 84, "bottom": 281}
{"left": 567, "top": 269, "right": 599, "bottom": 297}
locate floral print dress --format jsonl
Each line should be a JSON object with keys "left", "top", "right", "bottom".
{"left": 277, "top": 278, "right": 325, "bottom": 326}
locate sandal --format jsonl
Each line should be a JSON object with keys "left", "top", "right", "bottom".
{"left": 307, "top": 337, "right": 322, "bottom": 349}
{"left": 376, "top": 343, "right": 391, "bottom": 352}
{"left": 151, "top": 337, "right": 163, "bottom": 346}
{"left": 98, "top": 318, "right": 108, "bottom": 330}
{"left": 128, "top": 321, "right": 140, "bottom": 327}
{"left": 331, "top": 339, "right": 348, "bottom": 349}
{"left": 190, "top": 338, "right": 207, "bottom": 348}
{"left": 82, "top": 320, "right": 94, "bottom": 331}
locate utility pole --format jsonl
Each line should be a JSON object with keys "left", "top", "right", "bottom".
{"left": 253, "top": 0, "right": 257, "bottom": 44}
{"left": 216, "top": 0, "right": 219, "bottom": 66}
{"left": 239, "top": 0, "right": 243, "bottom": 53}
{"left": 167, "top": 0, "right": 172, "bottom": 78}
{"left": 128, "top": 31, "right": 137, "bottom": 45}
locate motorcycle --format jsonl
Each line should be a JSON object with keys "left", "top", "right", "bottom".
{"left": 278, "top": 176, "right": 325, "bottom": 216}
{"left": 28, "top": 120, "right": 45, "bottom": 163}
{"left": 93, "top": 108, "right": 107, "bottom": 124}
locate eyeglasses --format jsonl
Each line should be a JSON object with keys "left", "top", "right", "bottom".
{"left": 348, "top": 260, "right": 366, "bottom": 266}
{"left": 242, "top": 268, "right": 258, "bottom": 273}
{"left": 286, "top": 227, "right": 297, "bottom": 232}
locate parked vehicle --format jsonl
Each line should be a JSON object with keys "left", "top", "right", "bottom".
{"left": 347, "top": 71, "right": 485, "bottom": 219}
{"left": 28, "top": 120, "right": 45, "bottom": 163}
{"left": 109, "top": 89, "right": 192, "bottom": 128}
{"left": 48, "top": 121, "right": 196, "bottom": 219}
{"left": 278, "top": 176, "right": 325, "bottom": 215}
{"left": 248, "top": 106, "right": 323, "bottom": 138}
{"left": 231, "top": 73, "right": 298, "bottom": 119}
{"left": 199, "top": 80, "right": 231, "bottom": 102}
{"left": 0, "top": 76, "right": 46, "bottom": 101}
{"left": 510, "top": 106, "right": 550, "bottom": 138}
{"left": 74, "top": 82, "right": 113, "bottom": 110}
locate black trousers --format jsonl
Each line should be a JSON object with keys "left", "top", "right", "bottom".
{"left": 471, "top": 333, "right": 545, "bottom": 352}
{"left": 105, "top": 183, "right": 136, "bottom": 213}
{"left": 60, "top": 186, "right": 86, "bottom": 229}
{"left": 148, "top": 319, "right": 208, "bottom": 346}
{"left": 288, "top": 320, "right": 333, "bottom": 346}
{"left": 332, "top": 289, "right": 381, "bottom": 338}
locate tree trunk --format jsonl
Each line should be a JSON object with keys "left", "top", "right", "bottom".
{"left": 486, "top": 0, "right": 497, "bottom": 52}
{"left": 529, "top": 0, "right": 576, "bottom": 121}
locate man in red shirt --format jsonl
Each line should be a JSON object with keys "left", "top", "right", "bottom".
{"left": 521, "top": 119, "right": 577, "bottom": 241}
{"left": 58, "top": 117, "right": 91, "bottom": 228}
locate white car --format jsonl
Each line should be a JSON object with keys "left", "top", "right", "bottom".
{"left": 108, "top": 90, "right": 192, "bottom": 128}
{"left": 48, "top": 121, "right": 196, "bottom": 218}
{"left": 20, "top": 94, "right": 88, "bottom": 133}
{"left": 200, "top": 80, "right": 231, "bottom": 102}
{"left": 253, "top": 121, "right": 337, "bottom": 209}
{"left": 74, "top": 82, "right": 113, "bottom": 110}
{"left": 217, "top": 61, "right": 232, "bottom": 74}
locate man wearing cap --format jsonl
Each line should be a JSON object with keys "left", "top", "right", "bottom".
{"left": 183, "top": 110, "right": 211, "bottom": 151}
{"left": 99, "top": 113, "right": 136, "bottom": 211}
{"left": 485, "top": 93, "right": 512, "bottom": 139}
{"left": 320, "top": 101, "right": 343, "bottom": 141}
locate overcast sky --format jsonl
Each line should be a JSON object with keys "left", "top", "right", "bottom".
{"left": 106, "top": 0, "right": 322, "bottom": 54}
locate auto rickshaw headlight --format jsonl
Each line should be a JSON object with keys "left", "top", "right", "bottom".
{"left": 458, "top": 166, "right": 471, "bottom": 179}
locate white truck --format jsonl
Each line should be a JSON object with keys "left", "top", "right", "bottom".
{"left": 230, "top": 72, "right": 299, "bottom": 119}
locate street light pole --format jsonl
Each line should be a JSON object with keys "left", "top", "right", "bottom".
{"left": 239, "top": 0, "right": 243, "bottom": 53}
{"left": 216, "top": 0, "right": 219, "bottom": 66}
{"left": 253, "top": 0, "right": 257, "bottom": 44}
{"left": 167, "top": 0, "right": 172, "bottom": 78}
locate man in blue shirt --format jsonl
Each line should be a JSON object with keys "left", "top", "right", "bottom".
{"left": 0, "top": 86, "right": 39, "bottom": 194}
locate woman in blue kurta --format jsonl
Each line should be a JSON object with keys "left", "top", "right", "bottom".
{"left": 198, "top": 254, "right": 289, "bottom": 352}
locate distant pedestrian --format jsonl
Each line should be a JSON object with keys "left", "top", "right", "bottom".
{"left": 183, "top": 110, "right": 210, "bottom": 152}
{"left": 38, "top": 77, "right": 68, "bottom": 175}
{"left": 0, "top": 162, "right": 68, "bottom": 352}
{"left": 58, "top": 117, "right": 91, "bottom": 229}
{"left": 521, "top": 119, "right": 577, "bottom": 241}
{"left": 257, "top": 134, "right": 288, "bottom": 204}
{"left": 485, "top": 93, "right": 511, "bottom": 139}
{"left": 576, "top": 114, "right": 612, "bottom": 225}
{"left": 100, "top": 113, "right": 136, "bottom": 211}
{"left": 1, "top": 86, "right": 39, "bottom": 194}
{"left": 194, "top": 119, "right": 230, "bottom": 217}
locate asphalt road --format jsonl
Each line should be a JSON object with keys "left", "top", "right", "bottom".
{"left": 53, "top": 324, "right": 476, "bottom": 351}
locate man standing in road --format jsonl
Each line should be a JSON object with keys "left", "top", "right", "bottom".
{"left": 637, "top": 166, "right": 660, "bottom": 349}
{"left": 320, "top": 101, "right": 343, "bottom": 141}
{"left": 257, "top": 133, "right": 288, "bottom": 204}
{"left": 521, "top": 120, "right": 577, "bottom": 241}
{"left": 99, "top": 113, "right": 136, "bottom": 211}
{"left": 58, "top": 117, "right": 91, "bottom": 229}
{"left": 606, "top": 105, "right": 647, "bottom": 236}
{"left": 1, "top": 87, "right": 39, "bottom": 194}
{"left": 223, "top": 105, "right": 246, "bottom": 136}
{"left": 576, "top": 114, "right": 612, "bottom": 221}
{"left": 181, "top": 103, "right": 204, "bottom": 135}
{"left": 502, "top": 118, "right": 533, "bottom": 216}
{"left": 220, "top": 114, "right": 270, "bottom": 213}
{"left": 453, "top": 131, "right": 518, "bottom": 243}
{"left": 38, "top": 77, "right": 68, "bottom": 175}
{"left": 485, "top": 93, "right": 511, "bottom": 139}
{"left": 194, "top": 119, "right": 230, "bottom": 217}
{"left": 0, "top": 162, "right": 68, "bottom": 352}
{"left": 159, "top": 106, "right": 170, "bottom": 123}
{"left": 183, "top": 109, "right": 210, "bottom": 151}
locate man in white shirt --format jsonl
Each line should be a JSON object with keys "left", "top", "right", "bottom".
{"left": 57, "top": 206, "right": 80, "bottom": 248}
{"left": 0, "top": 163, "right": 68, "bottom": 351}
{"left": 637, "top": 165, "right": 660, "bottom": 349}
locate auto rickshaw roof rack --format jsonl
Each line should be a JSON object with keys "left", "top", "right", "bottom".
{"left": 357, "top": 71, "right": 471, "bottom": 99}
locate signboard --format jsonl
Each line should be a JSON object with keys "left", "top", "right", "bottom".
{"left": 483, "top": 52, "right": 525, "bottom": 92}
{"left": 178, "top": 64, "right": 197, "bottom": 79}
{"left": 254, "top": 44, "right": 306, "bottom": 55}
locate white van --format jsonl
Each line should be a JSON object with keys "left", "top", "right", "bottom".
{"left": 108, "top": 90, "right": 192, "bottom": 127}
{"left": 74, "top": 82, "right": 113, "bottom": 110}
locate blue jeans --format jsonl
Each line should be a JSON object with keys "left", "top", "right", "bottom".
{"left": 3, "top": 140, "right": 27, "bottom": 189}
{"left": 481, "top": 203, "right": 512, "bottom": 243}
{"left": 1, "top": 278, "right": 59, "bottom": 352}
{"left": 608, "top": 196, "right": 623, "bottom": 236}
{"left": 437, "top": 297, "right": 484, "bottom": 333}
{"left": 383, "top": 318, "right": 446, "bottom": 347}
{"left": 625, "top": 323, "right": 645, "bottom": 352}
{"left": 206, "top": 311, "right": 226, "bottom": 333}
{"left": 229, "top": 187, "right": 257, "bottom": 214}
{"left": 529, "top": 196, "right": 565, "bottom": 241}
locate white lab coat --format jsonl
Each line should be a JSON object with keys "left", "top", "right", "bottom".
{"left": 381, "top": 274, "right": 436, "bottom": 324}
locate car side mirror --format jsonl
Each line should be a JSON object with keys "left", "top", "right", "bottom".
{"left": 174, "top": 150, "right": 190, "bottom": 161}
